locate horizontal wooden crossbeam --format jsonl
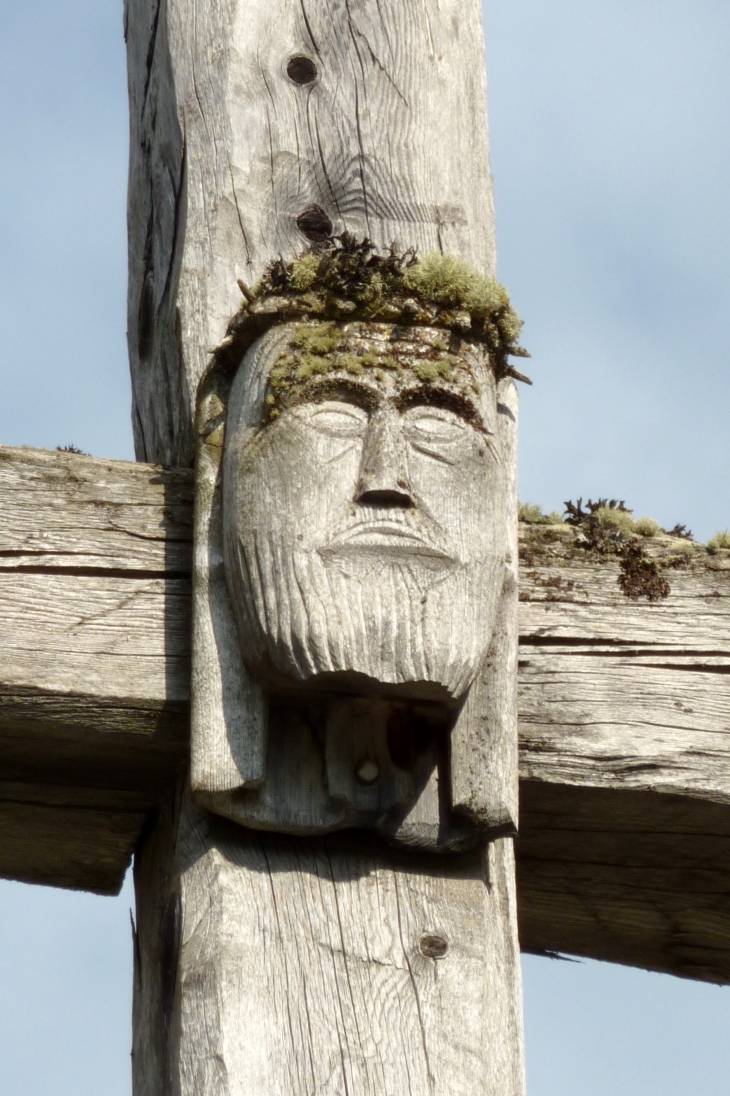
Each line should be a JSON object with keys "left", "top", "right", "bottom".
{"left": 1, "top": 446, "right": 728, "bottom": 982}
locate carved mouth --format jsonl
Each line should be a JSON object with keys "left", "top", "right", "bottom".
{"left": 324, "top": 522, "right": 452, "bottom": 559}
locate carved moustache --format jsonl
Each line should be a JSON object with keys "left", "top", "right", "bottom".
{"left": 321, "top": 503, "right": 454, "bottom": 562}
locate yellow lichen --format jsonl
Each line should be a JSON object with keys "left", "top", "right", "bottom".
{"left": 402, "top": 253, "right": 510, "bottom": 317}
{"left": 707, "top": 530, "right": 730, "bottom": 552}
{"left": 634, "top": 516, "right": 661, "bottom": 537}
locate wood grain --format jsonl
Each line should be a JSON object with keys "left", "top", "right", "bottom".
{"left": 122, "top": 0, "right": 528, "bottom": 1087}
{"left": 0, "top": 445, "right": 191, "bottom": 892}
{"left": 125, "top": 0, "right": 528, "bottom": 1089}
{"left": 133, "top": 796, "right": 525, "bottom": 1096}
{"left": 125, "top": 0, "right": 496, "bottom": 468}
{"left": 516, "top": 520, "right": 730, "bottom": 981}
{"left": 518, "top": 521, "right": 730, "bottom": 803}
{"left": 2, "top": 448, "right": 730, "bottom": 984}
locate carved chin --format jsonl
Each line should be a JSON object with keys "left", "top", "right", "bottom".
{"left": 225, "top": 532, "right": 500, "bottom": 700}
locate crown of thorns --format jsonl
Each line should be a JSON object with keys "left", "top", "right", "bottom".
{"left": 209, "top": 234, "right": 531, "bottom": 389}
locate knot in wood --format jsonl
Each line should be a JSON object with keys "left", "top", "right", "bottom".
{"left": 286, "top": 55, "right": 318, "bottom": 86}
{"left": 419, "top": 934, "right": 449, "bottom": 960}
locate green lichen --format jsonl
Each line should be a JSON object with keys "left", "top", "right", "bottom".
{"left": 288, "top": 253, "right": 321, "bottom": 291}
{"left": 295, "top": 354, "right": 334, "bottom": 381}
{"left": 561, "top": 498, "right": 675, "bottom": 601}
{"left": 595, "top": 505, "right": 638, "bottom": 537}
{"left": 250, "top": 234, "right": 527, "bottom": 376}
{"left": 263, "top": 317, "right": 486, "bottom": 422}
{"left": 633, "top": 516, "right": 661, "bottom": 538}
{"left": 594, "top": 509, "right": 661, "bottom": 538}
{"left": 290, "top": 323, "right": 339, "bottom": 354}
{"left": 519, "top": 503, "right": 565, "bottom": 526}
{"left": 335, "top": 353, "right": 364, "bottom": 375}
{"left": 401, "top": 253, "right": 507, "bottom": 315}
{"left": 707, "top": 530, "right": 730, "bottom": 552}
{"left": 382, "top": 355, "right": 401, "bottom": 372}
{"left": 414, "top": 361, "right": 441, "bottom": 383}
{"left": 414, "top": 357, "right": 458, "bottom": 383}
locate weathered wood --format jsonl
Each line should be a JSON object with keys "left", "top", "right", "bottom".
{"left": 125, "top": 0, "right": 496, "bottom": 469}
{"left": 125, "top": 0, "right": 527, "bottom": 1090}
{"left": 1, "top": 447, "right": 727, "bottom": 986}
{"left": 516, "top": 520, "right": 730, "bottom": 981}
{"left": 518, "top": 782, "right": 730, "bottom": 984}
{"left": 2, "top": 447, "right": 729, "bottom": 983}
{"left": 192, "top": 324, "right": 519, "bottom": 849}
{"left": 0, "top": 445, "right": 191, "bottom": 891}
{"left": 518, "top": 521, "right": 730, "bottom": 803}
{"left": 134, "top": 799, "right": 524, "bottom": 1096}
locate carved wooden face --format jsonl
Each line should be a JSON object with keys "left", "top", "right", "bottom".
{"left": 222, "top": 322, "right": 509, "bottom": 701}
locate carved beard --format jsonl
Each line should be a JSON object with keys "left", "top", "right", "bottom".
{"left": 224, "top": 521, "right": 502, "bottom": 700}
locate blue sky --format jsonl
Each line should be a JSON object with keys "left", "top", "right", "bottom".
{"left": 0, "top": 1, "right": 729, "bottom": 1093}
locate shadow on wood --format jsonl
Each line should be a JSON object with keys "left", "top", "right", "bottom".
{"left": 1, "top": 447, "right": 729, "bottom": 983}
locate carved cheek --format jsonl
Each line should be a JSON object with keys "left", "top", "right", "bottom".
{"left": 240, "top": 415, "right": 365, "bottom": 544}
{"left": 407, "top": 437, "right": 499, "bottom": 558}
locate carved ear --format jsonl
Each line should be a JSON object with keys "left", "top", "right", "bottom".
{"left": 449, "top": 376, "right": 519, "bottom": 835}
{"left": 190, "top": 384, "right": 268, "bottom": 803}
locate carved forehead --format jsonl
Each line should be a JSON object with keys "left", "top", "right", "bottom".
{"left": 226, "top": 321, "right": 498, "bottom": 436}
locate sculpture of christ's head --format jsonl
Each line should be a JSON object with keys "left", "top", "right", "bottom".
{"left": 221, "top": 320, "right": 511, "bottom": 703}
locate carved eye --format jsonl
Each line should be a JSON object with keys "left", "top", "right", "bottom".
{"left": 303, "top": 402, "right": 369, "bottom": 438}
{"left": 402, "top": 406, "right": 467, "bottom": 445}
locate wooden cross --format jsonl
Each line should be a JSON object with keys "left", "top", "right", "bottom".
{"left": 2, "top": 1, "right": 729, "bottom": 1091}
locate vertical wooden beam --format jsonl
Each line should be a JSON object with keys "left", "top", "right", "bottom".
{"left": 134, "top": 801, "right": 524, "bottom": 1095}
{"left": 126, "top": 0, "right": 525, "bottom": 1091}
{"left": 125, "top": 0, "right": 496, "bottom": 468}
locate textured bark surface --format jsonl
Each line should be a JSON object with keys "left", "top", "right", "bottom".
{"left": 2, "top": 445, "right": 729, "bottom": 985}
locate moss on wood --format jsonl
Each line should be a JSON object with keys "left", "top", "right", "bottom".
{"left": 209, "top": 235, "right": 529, "bottom": 396}
{"left": 517, "top": 498, "right": 718, "bottom": 602}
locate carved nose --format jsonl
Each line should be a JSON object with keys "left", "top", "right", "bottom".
{"left": 356, "top": 410, "right": 414, "bottom": 508}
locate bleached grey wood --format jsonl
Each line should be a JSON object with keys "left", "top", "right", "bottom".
{"left": 0, "top": 444, "right": 190, "bottom": 892}
{"left": 125, "top": 0, "right": 496, "bottom": 468}
{"left": 2, "top": 445, "right": 730, "bottom": 981}
{"left": 192, "top": 321, "right": 519, "bottom": 849}
{"left": 517, "top": 522, "right": 730, "bottom": 803}
{"left": 0, "top": 444, "right": 192, "bottom": 573}
{"left": 125, "top": 0, "right": 526, "bottom": 1089}
{"left": 451, "top": 376, "right": 519, "bottom": 832}
{"left": 190, "top": 405, "right": 267, "bottom": 795}
{"left": 516, "top": 520, "right": 730, "bottom": 981}
{"left": 518, "top": 782, "right": 730, "bottom": 984}
{"left": 134, "top": 796, "right": 524, "bottom": 1096}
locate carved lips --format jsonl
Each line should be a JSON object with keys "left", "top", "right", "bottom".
{"left": 322, "top": 510, "right": 454, "bottom": 562}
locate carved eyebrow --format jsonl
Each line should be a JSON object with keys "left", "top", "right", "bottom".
{"left": 281, "top": 376, "right": 382, "bottom": 414}
{"left": 395, "top": 384, "right": 490, "bottom": 433}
